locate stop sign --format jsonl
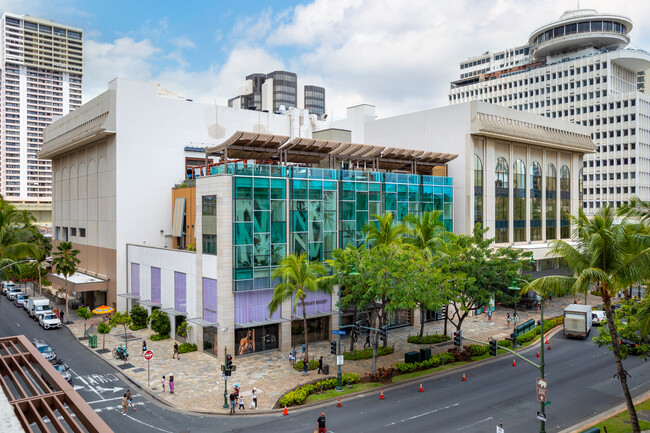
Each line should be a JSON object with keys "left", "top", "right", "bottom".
{"left": 144, "top": 350, "right": 154, "bottom": 360}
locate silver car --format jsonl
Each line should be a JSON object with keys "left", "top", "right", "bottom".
{"left": 33, "top": 339, "right": 57, "bottom": 363}
{"left": 7, "top": 288, "right": 22, "bottom": 300}
{"left": 14, "top": 293, "right": 29, "bottom": 308}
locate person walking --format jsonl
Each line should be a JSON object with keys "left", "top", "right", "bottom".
{"left": 317, "top": 356, "right": 324, "bottom": 374}
{"left": 302, "top": 357, "right": 309, "bottom": 376}
{"left": 316, "top": 412, "right": 327, "bottom": 433}
{"left": 172, "top": 342, "right": 180, "bottom": 360}
{"left": 59, "top": 310, "right": 64, "bottom": 324}
{"left": 487, "top": 309, "right": 492, "bottom": 322}
{"left": 238, "top": 394, "right": 245, "bottom": 412}
{"left": 229, "top": 390, "right": 236, "bottom": 414}
{"left": 126, "top": 390, "right": 136, "bottom": 411}
{"left": 121, "top": 393, "right": 127, "bottom": 415}
{"left": 161, "top": 375, "right": 165, "bottom": 393}
{"left": 169, "top": 374, "right": 175, "bottom": 394}
{"left": 142, "top": 340, "right": 147, "bottom": 355}
{"left": 301, "top": 343, "right": 305, "bottom": 356}
{"left": 292, "top": 346, "right": 297, "bottom": 359}
{"left": 364, "top": 332, "right": 371, "bottom": 349}
{"left": 506, "top": 312, "right": 511, "bottom": 327}
{"left": 251, "top": 387, "right": 258, "bottom": 409}
{"left": 234, "top": 384, "right": 240, "bottom": 398}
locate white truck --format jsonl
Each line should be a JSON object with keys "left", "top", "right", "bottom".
{"left": 563, "top": 304, "right": 593, "bottom": 339}
{"left": 27, "top": 297, "right": 52, "bottom": 320}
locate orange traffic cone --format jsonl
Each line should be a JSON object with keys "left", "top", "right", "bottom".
{"left": 462, "top": 373, "right": 466, "bottom": 381}
{"left": 418, "top": 382, "right": 423, "bottom": 392}
{"left": 547, "top": 343, "right": 552, "bottom": 350}
{"left": 512, "top": 357, "right": 516, "bottom": 367}
{"left": 283, "top": 405, "right": 288, "bottom": 415}
{"left": 337, "top": 397, "right": 342, "bottom": 407}
{"left": 545, "top": 338, "right": 549, "bottom": 344}
{"left": 380, "top": 389, "right": 385, "bottom": 400}
{"left": 536, "top": 350, "right": 540, "bottom": 357}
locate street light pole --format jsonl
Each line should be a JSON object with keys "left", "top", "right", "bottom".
{"left": 539, "top": 298, "right": 546, "bottom": 433}
{"left": 0, "top": 259, "right": 36, "bottom": 295}
{"left": 336, "top": 273, "right": 343, "bottom": 392}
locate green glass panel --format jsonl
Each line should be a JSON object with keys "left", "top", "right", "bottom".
{"left": 254, "top": 165, "right": 270, "bottom": 177}
{"left": 324, "top": 232, "right": 336, "bottom": 253}
{"left": 342, "top": 220, "right": 355, "bottom": 231}
{"left": 384, "top": 193, "right": 396, "bottom": 211}
{"left": 356, "top": 191, "right": 368, "bottom": 211}
{"left": 293, "top": 232, "right": 308, "bottom": 254}
{"left": 341, "top": 189, "right": 354, "bottom": 201}
{"left": 434, "top": 195, "right": 443, "bottom": 210}
{"left": 341, "top": 201, "right": 354, "bottom": 220}
{"left": 385, "top": 183, "right": 397, "bottom": 193}
{"left": 398, "top": 184, "right": 408, "bottom": 201}
{"left": 434, "top": 186, "right": 443, "bottom": 194}
{"left": 271, "top": 222, "right": 286, "bottom": 243}
{"left": 310, "top": 222, "right": 322, "bottom": 242}
{"left": 235, "top": 177, "right": 252, "bottom": 199}
{"left": 422, "top": 202, "right": 433, "bottom": 212}
{"left": 398, "top": 202, "right": 408, "bottom": 221}
{"left": 254, "top": 234, "right": 270, "bottom": 266}
{"left": 292, "top": 200, "right": 307, "bottom": 211}
{"left": 309, "top": 181, "right": 323, "bottom": 200}
{"left": 254, "top": 269, "right": 270, "bottom": 289}
{"left": 409, "top": 185, "right": 419, "bottom": 201}
{"left": 422, "top": 186, "right": 433, "bottom": 202}
{"left": 444, "top": 220, "right": 453, "bottom": 232}
{"left": 293, "top": 179, "right": 308, "bottom": 199}
{"left": 292, "top": 210, "right": 308, "bottom": 232}
{"left": 444, "top": 187, "right": 453, "bottom": 202}
{"left": 254, "top": 211, "right": 270, "bottom": 232}
{"left": 369, "top": 183, "right": 381, "bottom": 192}
{"left": 271, "top": 179, "right": 286, "bottom": 199}
{"left": 235, "top": 269, "right": 252, "bottom": 280}
{"left": 270, "top": 166, "right": 285, "bottom": 177}
{"left": 324, "top": 191, "right": 337, "bottom": 210}
{"left": 408, "top": 202, "right": 419, "bottom": 215}
{"left": 235, "top": 199, "right": 253, "bottom": 222}
{"left": 271, "top": 201, "right": 286, "bottom": 222}
{"left": 235, "top": 245, "right": 252, "bottom": 268}
{"left": 324, "top": 181, "right": 337, "bottom": 190}
{"left": 340, "top": 231, "right": 354, "bottom": 249}
{"left": 356, "top": 182, "right": 368, "bottom": 191}
{"left": 369, "top": 202, "right": 380, "bottom": 218}
{"left": 234, "top": 223, "right": 253, "bottom": 245}
{"left": 324, "top": 211, "right": 336, "bottom": 231}
{"left": 309, "top": 201, "right": 322, "bottom": 221}
{"left": 343, "top": 182, "right": 354, "bottom": 191}
{"left": 309, "top": 242, "right": 323, "bottom": 262}
{"left": 356, "top": 212, "right": 368, "bottom": 232}
{"left": 444, "top": 203, "right": 453, "bottom": 219}
{"left": 254, "top": 177, "right": 269, "bottom": 188}
{"left": 272, "top": 244, "right": 287, "bottom": 265}
{"left": 254, "top": 193, "right": 270, "bottom": 211}
{"left": 369, "top": 190, "right": 381, "bottom": 201}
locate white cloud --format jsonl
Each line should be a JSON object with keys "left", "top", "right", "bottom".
{"left": 173, "top": 36, "right": 195, "bottom": 49}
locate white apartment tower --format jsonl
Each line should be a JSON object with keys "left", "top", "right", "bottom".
{"left": 449, "top": 9, "right": 650, "bottom": 213}
{"left": 0, "top": 13, "right": 82, "bottom": 215}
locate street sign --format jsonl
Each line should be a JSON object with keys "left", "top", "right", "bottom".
{"left": 496, "top": 426, "right": 504, "bottom": 433}
{"left": 536, "top": 377, "right": 547, "bottom": 402}
{"left": 536, "top": 411, "right": 547, "bottom": 422}
{"left": 336, "top": 355, "right": 344, "bottom": 365}
{"left": 144, "top": 350, "right": 154, "bottom": 360}
{"left": 332, "top": 330, "right": 346, "bottom": 335}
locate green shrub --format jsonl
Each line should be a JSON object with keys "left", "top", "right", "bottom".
{"left": 407, "top": 334, "right": 450, "bottom": 344}
{"left": 150, "top": 310, "right": 170, "bottom": 337}
{"left": 498, "top": 339, "right": 512, "bottom": 348}
{"left": 393, "top": 351, "right": 456, "bottom": 373}
{"left": 279, "top": 373, "right": 360, "bottom": 406}
{"left": 293, "top": 359, "right": 319, "bottom": 371}
{"left": 150, "top": 334, "right": 170, "bottom": 341}
{"left": 343, "top": 345, "right": 394, "bottom": 360}
{"left": 467, "top": 344, "right": 488, "bottom": 356}
{"left": 178, "top": 343, "right": 197, "bottom": 353}
{"left": 130, "top": 305, "right": 149, "bottom": 329}
{"left": 176, "top": 320, "right": 192, "bottom": 338}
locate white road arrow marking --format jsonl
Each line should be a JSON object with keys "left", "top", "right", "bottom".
{"left": 95, "top": 385, "right": 124, "bottom": 393}
{"left": 73, "top": 385, "right": 85, "bottom": 391}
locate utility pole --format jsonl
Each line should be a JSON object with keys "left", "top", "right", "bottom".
{"left": 222, "top": 347, "right": 229, "bottom": 409}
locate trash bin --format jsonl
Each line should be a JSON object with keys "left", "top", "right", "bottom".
{"left": 420, "top": 348, "right": 431, "bottom": 361}
{"left": 88, "top": 334, "right": 97, "bottom": 348}
{"left": 323, "top": 364, "right": 329, "bottom": 375}
{"left": 405, "top": 351, "right": 420, "bottom": 364}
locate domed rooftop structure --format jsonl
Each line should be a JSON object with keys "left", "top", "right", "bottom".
{"left": 528, "top": 9, "right": 632, "bottom": 60}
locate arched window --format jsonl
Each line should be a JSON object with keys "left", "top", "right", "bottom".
{"left": 495, "top": 157, "right": 509, "bottom": 243}
{"left": 560, "top": 165, "right": 571, "bottom": 238}
{"left": 530, "top": 162, "right": 542, "bottom": 241}
{"left": 513, "top": 160, "right": 525, "bottom": 242}
{"left": 578, "top": 168, "right": 583, "bottom": 212}
{"left": 546, "top": 163, "right": 557, "bottom": 240}
{"left": 474, "top": 154, "right": 483, "bottom": 228}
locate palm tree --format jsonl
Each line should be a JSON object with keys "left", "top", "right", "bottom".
{"left": 618, "top": 196, "right": 650, "bottom": 225}
{"left": 52, "top": 241, "right": 80, "bottom": 324}
{"left": 523, "top": 207, "right": 650, "bottom": 433}
{"left": 268, "top": 253, "right": 328, "bottom": 361}
{"left": 363, "top": 212, "right": 408, "bottom": 247}
{"left": 0, "top": 198, "right": 40, "bottom": 284}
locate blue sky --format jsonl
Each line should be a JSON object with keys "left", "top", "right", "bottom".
{"left": 5, "top": 0, "right": 650, "bottom": 119}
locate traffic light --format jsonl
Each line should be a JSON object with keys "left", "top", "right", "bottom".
{"left": 379, "top": 326, "right": 387, "bottom": 342}
{"left": 226, "top": 354, "right": 233, "bottom": 370}
{"left": 489, "top": 339, "right": 498, "bottom": 356}
{"left": 330, "top": 341, "right": 337, "bottom": 355}
{"left": 354, "top": 320, "right": 361, "bottom": 334}
{"left": 453, "top": 330, "right": 462, "bottom": 348}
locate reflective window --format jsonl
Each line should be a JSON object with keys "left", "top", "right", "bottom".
{"left": 513, "top": 160, "right": 525, "bottom": 242}
{"left": 474, "top": 154, "right": 483, "bottom": 228}
{"left": 495, "top": 157, "right": 509, "bottom": 243}
{"left": 546, "top": 163, "right": 557, "bottom": 240}
{"left": 560, "top": 165, "right": 571, "bottom": 239}
{"left": 530, "top": 162, "right": 542, "bottom": 241}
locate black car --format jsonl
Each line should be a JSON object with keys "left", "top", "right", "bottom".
{"left": 619, "top": 337, "right": 649, "bottom": 356}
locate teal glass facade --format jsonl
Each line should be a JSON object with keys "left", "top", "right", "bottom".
{"left": 219, "top": 163, "right": 453, "bottom": 292}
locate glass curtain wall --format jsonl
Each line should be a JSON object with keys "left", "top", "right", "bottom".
{"left": 513, "top": 160, "right": 525, "bottom": 242}
{"left": 495, "top": 157, "right": 509, "bottom": 243}
{"left": 546, "top": 163, "right": 557, "bottom": 240}
{"left": 560, "top": 165, "right": 571, "bottom": 239}
{"left": 202, "top": 195, "right": 217, "bottom": 254}
{"left": 474, "top": 155, "right": 483, "bottom": 228}
{"left": 530, "top": 162, "right": 542, "bottom": 241}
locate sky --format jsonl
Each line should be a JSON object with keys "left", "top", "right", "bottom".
{"left": 4, "top": 0, "right": 650, "bottom": 119}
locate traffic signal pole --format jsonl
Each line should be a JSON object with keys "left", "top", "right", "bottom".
{"left": 222, "top": 347, "right": 229, "bottom": 409}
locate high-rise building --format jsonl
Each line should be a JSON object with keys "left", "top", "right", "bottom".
{"left": 449, "top": 9, "right": 650, "bottom": 212}
{"left": 0, "top": 12, "right": 82, "bottom": 220}
{"left": 228, "top": 70, "right": 326, "bottom": 116}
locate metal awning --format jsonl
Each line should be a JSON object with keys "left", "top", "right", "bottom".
{"left": 48, "top": 271, "right": 109, "bottom": 293}
{"left": 118, "top": 293, "right": 141, "bottom": 300}
{"left": 186, "top": 317, "right": 219, "bottom": 328}
{"left": 278, "top": 137, "right": 341, "bottom": 164}
{"left": 139, "top": 300, "right": 162, "bottom": 308}
{"left": 160, "top": 307, "right": 187, "bottom": 316}
{"left": 291, "top": 310, "right": 337, "bottom": 320}
{"left": 205, "top": 131, "right": 290, "bottom": 160}
{"left": 235, "top": 317, "right": 291, "bottom": 329}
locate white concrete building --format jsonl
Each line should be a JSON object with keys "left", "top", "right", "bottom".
{"left": 449, "top": 9, "right": 650, "bottom": 213}
{"left": 0, "top": 13, "right": 82, "bottom": 222}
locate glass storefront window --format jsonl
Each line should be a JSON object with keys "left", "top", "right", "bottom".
{"left": 546, "top": 163, "right": 557, "bottom": 240}
{"left": 236, "top": 324, "right": 279, "bottom": 355}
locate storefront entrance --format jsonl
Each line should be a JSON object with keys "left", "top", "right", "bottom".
{"left": 203, "top": 327, "right": 219, "bottom": 358}
{"left": 235, "top": 324, "right": 279, "bottom": 355}
{"left": 291, "top": 316, "right": 330, "bottom": 347}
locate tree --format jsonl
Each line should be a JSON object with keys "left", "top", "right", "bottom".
{"left": 362, "top": 212, "right": 408, "bottom": 247}
{"left": 268, "top": 253, "right": 328, "bottom": 361}
{"left": 150, "top": 309, "right": 171, "bottom": 337}
{"left": 130, "top": 305, "right": 149, "bottom": 330}
{"left": 523, "top": 207, "right": 650, "bottom": 433}
{"left": 618, "top": 196, "right": 650, "bottom": 225}
{"left": 594, "top": 299, "right": 650, "bottom": 360}
{"left": 0, "top": 198, "right": 40, "bottom": 285}
{"left": 51, "top": 241, "right": 80, "bottom": 324}
{"left": 76, "top": 306, "right": 93, "bottom": 337}
{"left": 110, "top": 311, "right": 133, "bottom": 359}
{"left": 97, "top": 321, "right": 111, "bottom": 351}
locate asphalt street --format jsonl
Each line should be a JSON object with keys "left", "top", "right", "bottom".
{"left": 2, "top": 295, "right": 649, "bottom": 433}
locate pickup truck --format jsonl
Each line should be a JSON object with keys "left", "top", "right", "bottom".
{"left": 564, "top": 304, "right": 592, "bottom": 339}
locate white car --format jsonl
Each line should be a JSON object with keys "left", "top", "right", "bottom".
{"left": 14, "top": 293, "right": 29, "bottom": 308}
{"left": 39, "top": 313, "right": 62, "bottom": 330}
{"left": 7, "top": 288, "right": 22, "bottom": 300}
{"left": 592, "top": 310, "right": 607, "bottom": 326}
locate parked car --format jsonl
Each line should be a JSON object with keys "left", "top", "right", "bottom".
{"left": 32, "top": 339, "right": 57, "bottom": 362}
{"left": 39, "top": 313, "right": 62, "bottom": 330}
{"left": 7, "top": 287, "right": 22, "bottom": 300}
{"left": 1, "top": 282, "right": 15, "bottom": 295}
{"left": 13, "top": 293, "right": 29, "bottom": 308}
{"left": 592, "top": 310, "right": 607, "bottom": 326}
{"left": 42, "top": 361, "right": 72, "bottom": 387}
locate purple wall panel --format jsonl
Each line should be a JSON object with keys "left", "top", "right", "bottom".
{"left": 174, "top": 271, "right": 187, "bottom": 313}
{"left": 235, "top": 289, "right": 281, "bottom": 324}
{"left": 151, "top": 267, "right": 161, "bottom": 303}
{"left": 131, "top": 263, "right": 140, "bottom": 296}
{"left": 203, "top": 278, "right": 218, "bottom": 322}
{"left": 291, "top": 291, "right": 331, "bottom": 316}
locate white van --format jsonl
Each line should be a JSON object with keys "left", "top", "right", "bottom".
{"left": 27, "top": 297, "right": 52, "bottom": 319}
{"left": 592, "top": 310, "right": 607, "bottom": 326}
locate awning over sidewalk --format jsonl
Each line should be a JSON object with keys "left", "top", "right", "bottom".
{"left": 186, "top": 317, "right": 219, "bottom": 328}
{"left": 160, "top": 307, "right": 187, "bottom": 316}
{"left": 139, "top": 300, "right": 162, "bottom": 308}
{"left": 118, "top": 293, "right": 141, "bottom": 300}
{"left": 291, "top": 310, "right": 337, "bottom": 320}
{"left": 235, "top": 317, "right": 291, "bottom": 329}
{"left": 48, "top": 271, "right": 109, "bottom": 293}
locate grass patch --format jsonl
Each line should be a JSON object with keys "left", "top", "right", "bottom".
{"left": 595, "top": 398, "right": 650, "bottom": 433}
{"left": 304, "top": 382, "right": 382, "bottom": 404}
{"left": 392, "top": 361, "right": 470, "bottom": 383}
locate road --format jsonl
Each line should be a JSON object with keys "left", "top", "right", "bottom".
{"left": 1, "top": 297, "right": 649, "bottom": 432}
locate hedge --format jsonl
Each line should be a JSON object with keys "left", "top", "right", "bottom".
{"left": 407, "top": 334, "right": 450, "bottom": 344}
{"left": 393, "top": 351, "right": 456, "bottom": 373}
{"left": 150, "top": 334, "right": 169, "bottom": 341}
{"left": 467, "top": 344, "right": 488, "bottom": 356}
{"left": 178, "top": 343, "right": 197, "bottom": 354}
{"left": 294, "top": 359, "right": 319, "bottom": 371}
{"left": 343, "top": 345, "right": 394, "bottom": 360}
{"left": 279, "top": 373, "right": 360, "bottom": 407}
{"left": 515, "top": 317, "right": 564, "bottom": 345}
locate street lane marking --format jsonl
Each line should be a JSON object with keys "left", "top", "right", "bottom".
{"left": 15, "top": 322, "right": 20, "bottom": 327}
{"left": 122, "top": 411, "right": 173, "bottom": 433}
{"left": 384, "top": 402, "right": 460, "bottom": 426}
{"left": 457, "top": 416, "right": 493, "bottom": 431}
{"left": 70, "top": 369, "right": 104, "bottom": 400}
{"left": 86, "top": 395, "right": 141, "bottom": 404}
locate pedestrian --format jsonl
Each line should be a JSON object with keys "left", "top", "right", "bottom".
{"left": 126, "top": 389, "right": 136, "bottom": 411}
{"left": 169, "top": 374, "right": 174, "bottom": 394}
{"left": 292, "top": 346, "right": 297, "bottom": 359}
{"left": 121, "top": 393, "right": 127, "bottom": 415}
{"left": 142, "top": 340, "right": 147, "bottom": 355}
{"left": 506, "top": 312, "right": 511, "bottom": 327}
{"left": 234, "top": 384, "right": 240, "bottom": 398}
{"left": 301, "top": 343, "right": 305, "bottom": 355}
{"left": 317, "top": 356, "right": 324, "bottom": 374}
{"left": 229, "top": 390, "right": 236, "bottom": 414}
{"left": 302, "top": 357, "right": 309, "bottom": 376}
{"left": 251, "top": 387, "right": 258, "bottom": 409}
{"left": 289, "top": 352, "right": 294, "bottom": 367}
{"left": 238, "top": 394, "right": 245, "bottom": 412}
{"left": 317, "top": 412, "right": 327, "bottom": 433}
{"left": 487, "top": 309, "right": 492, "bottom": 322}
{"left": 173, "top": 341, "right": 180, "bottom": 360}
{"left": 161, "top": 375, "right": 165, "bottom": 392}
{"left": 59, "top": 310, "right": 64, "bottom": 323}
{"left": 364, "top": 333, "right": 371, "bottom": 349}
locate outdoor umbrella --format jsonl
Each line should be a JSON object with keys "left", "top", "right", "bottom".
{"left": 92, "top": 305, "right": 115, "bottom": 315}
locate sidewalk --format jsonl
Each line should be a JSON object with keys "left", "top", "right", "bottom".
{"left": 67, "top": 294, "right": 601, "bottom": 413}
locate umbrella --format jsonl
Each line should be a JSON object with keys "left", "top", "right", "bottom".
{"left": 92, "top": 305, "right": 115, "bottom": 315}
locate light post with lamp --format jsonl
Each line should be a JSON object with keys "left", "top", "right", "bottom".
{"left": 336, "top": 265, "right": 358, "bottom": 391}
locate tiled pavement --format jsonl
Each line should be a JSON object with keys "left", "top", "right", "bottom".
{"left": 68, "top": 294, "right": 603, "bottom": 413}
